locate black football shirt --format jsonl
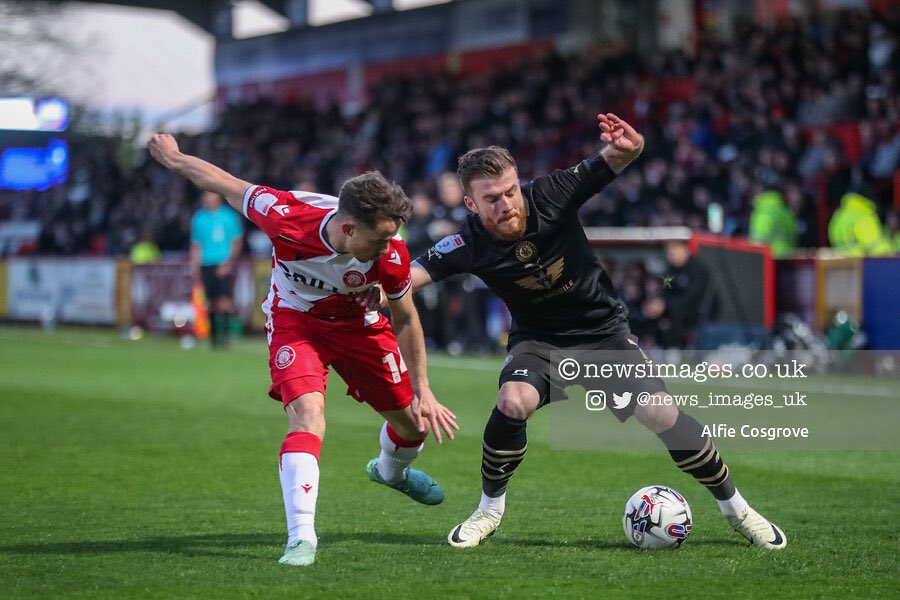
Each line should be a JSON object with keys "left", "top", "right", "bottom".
{"left": 415, "top": 153, "right": 629, "bottom": 346}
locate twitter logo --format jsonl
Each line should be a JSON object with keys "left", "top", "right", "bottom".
{"left": 612, "top": 391, "right": 632, "bottom": 410}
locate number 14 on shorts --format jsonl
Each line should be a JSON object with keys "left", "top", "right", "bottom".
{"left": 382, "top": 352, "right": 408, "bottom": 383}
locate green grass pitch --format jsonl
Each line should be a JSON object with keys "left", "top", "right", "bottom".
{"left": 0, "top": 325, "right": 897, "bottom": 598}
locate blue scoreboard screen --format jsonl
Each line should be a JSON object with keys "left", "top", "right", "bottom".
{"left": 0, "top": 98, "right": 69, "bottom": 191}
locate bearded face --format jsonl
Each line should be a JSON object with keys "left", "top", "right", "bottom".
{"left": 464, "top": 167, "right": 527, "bottom": 242}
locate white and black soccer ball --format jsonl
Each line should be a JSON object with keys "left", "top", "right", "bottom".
{"left": 623, "top": 485, "right": 692, "bottom": 549}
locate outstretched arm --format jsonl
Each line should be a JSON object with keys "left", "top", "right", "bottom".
{"left": 148, "top": 133, "right": 252, "bottom": 213}
{"left": 529, "top": 112, "right": 644, "bottom": 213}
{"left": 598, "top": 113, "right": 645, "bottom": 173}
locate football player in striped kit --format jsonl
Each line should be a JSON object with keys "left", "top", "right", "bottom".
{"left": 149, "top": 133, "right": 459, "bottom": 567}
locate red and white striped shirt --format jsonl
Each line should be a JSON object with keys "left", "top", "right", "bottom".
{"left": 242, "top": 185, "right": 412, "bottom": 324}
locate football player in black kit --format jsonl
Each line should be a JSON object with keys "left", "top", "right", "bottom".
{"left": 411, "top": 113, "right": 787, "bottom": 550}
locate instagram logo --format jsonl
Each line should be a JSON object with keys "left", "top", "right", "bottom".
{"left": 585, "top": 390, "right": 607, "bottom": 411}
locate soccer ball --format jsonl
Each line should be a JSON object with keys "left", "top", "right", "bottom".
{"left": 623, "top": 485, "right": 692, "bottom": 549}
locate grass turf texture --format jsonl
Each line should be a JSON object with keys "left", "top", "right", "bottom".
{"left": 0, "top": 325, "right": 897, "bottom": 599}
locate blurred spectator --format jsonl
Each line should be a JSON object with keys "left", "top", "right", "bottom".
{"left": 827, "top": 192, "right": 894, "bottom": 256}
{"left": 618, "top": 260, "right": 649, "bottom": 339}
{"left": 129, "top": 229, "right": 161, "bottom": 264}
{"left": 402, "top": 192, "right": 438, "bottom": 258}
{"left": 402, "top": 191, "right": 442, "bottom": 349}
{"left": 642, "top": 241, "right": 711, "bottom": 349}
{"left": 430, "top": 172, "right": 468, "bottom": 239}
{"left": 430, "top": 172, "right": 490, "bottom": 354}
{"left": 783, "top": 183, "right": 818, "bottom": 249}
{"left": 886, "top": 208, "right": 900, "bottom": 254}
{"left": 867, "top": 124, "right": 900, "bottom": 180}
{"left": 749, "top": 189, "right": 798, "bottom": 257}
{"left": 247, "top": 227, "right": 273, "bottom": 259}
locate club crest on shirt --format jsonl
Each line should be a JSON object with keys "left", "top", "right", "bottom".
{"left": 275, "top": 346, "right": 296, "bottom": 369}
{"left": 514, "top": 240, "right": 537, "bottom": 262}
{"left": 342, "top": 270, "right": 367, "bottom": 288}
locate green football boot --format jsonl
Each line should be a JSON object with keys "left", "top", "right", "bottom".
{"left": 278, "top": 540, "right": 316, "bottom": 566}
{"left": 366, "top": 458, "right": 444, "bottom": 505}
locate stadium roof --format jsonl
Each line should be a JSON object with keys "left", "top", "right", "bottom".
{"left": 45, "top": 1, "right": 441, "bottom": 36}
{"left": 47, "top": 0, "right": 230, "bottom": 35}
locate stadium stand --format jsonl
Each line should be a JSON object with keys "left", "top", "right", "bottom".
{"left": 1, "top": 5, "right": 897, "bottom": 351}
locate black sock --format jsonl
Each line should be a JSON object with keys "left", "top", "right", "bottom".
{"left": 657, "top": 411, "right": 736, "bottom": 501}
{"left": 219, "top": 312, "right": 231, "bottom": 347}
{"left": 482, "top": 406, "right": 528, "bottom": 498}
{"left": 209, "top": 311, "right": 221, "bottom": 347}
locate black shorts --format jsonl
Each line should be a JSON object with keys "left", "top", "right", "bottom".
{"left": 200, "top": 265, "right": 235, "bottom": 302}
{"left": 499, "top": 332, "right": 667, "bottom": 422}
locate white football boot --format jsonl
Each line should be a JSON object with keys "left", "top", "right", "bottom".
{"left": 728, "top": 506, "right": 787, "bottom": 549}
{"left": 447, "top": 509, "right": 502, "bottom": 548}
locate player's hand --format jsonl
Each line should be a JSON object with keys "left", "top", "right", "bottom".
{"left": 148, "top": 133, "right": 182, "bottom": 169}
{"left": 411, "top": 388, "right": 459, "bottom": 444}
{"left": 597, "top": 113, "right": 645, "bottom": 173}
{"left": 355, "top": 285, "right": 387, "bottom": 311}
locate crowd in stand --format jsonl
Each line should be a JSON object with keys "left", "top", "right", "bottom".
{"left": 2, "top": 7, "right": 897, "bottom": 350}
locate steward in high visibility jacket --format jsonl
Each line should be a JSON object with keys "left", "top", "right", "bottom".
{"left": 828, "top": 193, "right": 894, "bottom": 256}
{"left": 749, "top": 190, "right": 797, "bottom": 257}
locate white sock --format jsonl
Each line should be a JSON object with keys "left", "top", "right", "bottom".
{"left": 280, "top": 452, "right": 319, "bottom": 548}
{"left": 376, "top": 422, "right": 424, "bottom": 483}
{"left": 717, "top": 488, "right": 749, "bottom": 519}
{"left": 479, "top": 491, "right": 506, "bottom": 518}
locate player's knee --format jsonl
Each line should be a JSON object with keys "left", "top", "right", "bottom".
{"left": 285, "top": 394, "right": 326, "bottom": 435}
{"left": 496, "top": 385, "right": 539, "bottom": 420}
{"left": 634, "top": 394, "right": 678, "bottom": 433}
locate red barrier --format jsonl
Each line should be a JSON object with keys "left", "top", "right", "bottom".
{"left": 688, "top": 232, "right": 775, "bottom": 329}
